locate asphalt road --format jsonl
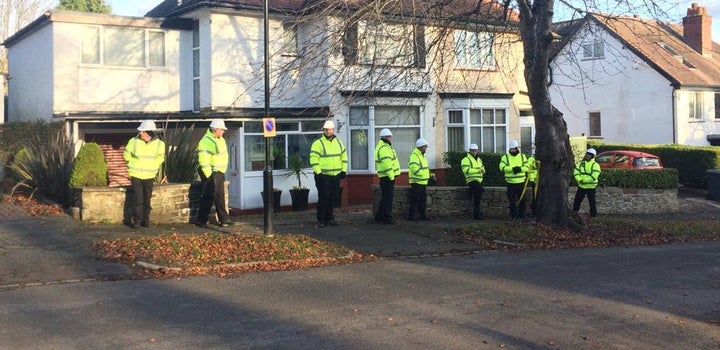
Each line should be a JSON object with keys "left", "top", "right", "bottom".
{"left": 1, "top": 241, "right": 718, "bottom": 349}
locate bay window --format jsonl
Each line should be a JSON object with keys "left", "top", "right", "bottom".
{"left": 445, "top": 108, "right": 507, "bottom": 153}
{"left": 244, "top": 120, "right": 324, "bottom": 171}
{"left": 349, "top": 106, "right": 421, "bottom": 170}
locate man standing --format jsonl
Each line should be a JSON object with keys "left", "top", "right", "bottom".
{"left": 461, "top": 143, "right": 485, "bottom": 220}
{"left": 573, "top": 148, "right": 601, "bottom": 217}
{"left": 196, "top": 119, "right": 233, "bottom": 228}
{"left": 407, "top": 138, "right": 431, "bottom": 221}
{"left": 309, "top": 120, "right": 347, "bottom": 228}
{"left": 374, "top": 128, "right": 400, "bottom": 224}
{"left": 499, "top": 140, "right": 528, "bottom": 219}
{"left": 123, "top": 120, "right": 165, "bottom": 229}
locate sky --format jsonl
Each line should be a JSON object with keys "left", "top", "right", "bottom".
{"left": 109, "top": 0, "right": 720, "bottom": 40}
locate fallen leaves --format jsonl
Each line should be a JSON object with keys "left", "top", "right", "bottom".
{"left": 91, "top": 232, "right": 367, "bottom": 277}
{"left": 1, "top": 192, "right": 64, "bottom": 216}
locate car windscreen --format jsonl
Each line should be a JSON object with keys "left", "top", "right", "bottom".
{"left": 633, "top": 157, "right": 660, "bottom": 167}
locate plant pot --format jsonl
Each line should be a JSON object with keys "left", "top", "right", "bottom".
{"left": 261, "top": 190, "right": 282, "bottom": 211}
{"left": 289, "top": 188, "right": 310, "bottom": 211}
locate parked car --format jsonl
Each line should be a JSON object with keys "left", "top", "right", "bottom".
{"left": 595, "top": 150, "right": 663, "bottom": 169}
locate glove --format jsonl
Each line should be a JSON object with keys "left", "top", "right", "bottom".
{"left": 339, "top": 171, "right": 346, "bottom": 179}
{"left": 512, "top": 166, "right": 521, "bottom": 174}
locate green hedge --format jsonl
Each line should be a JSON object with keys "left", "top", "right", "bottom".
{"left": 442, "top": 151, "right": 505, "bottom": 187}
{"left": 599, "top": 168, "right": 678, "bottom": 189}
{"left": 588, "top": 141, "right": 720, "bottom": 188}
{"left": 70, "top": 142, "right": 108, "bottom": 187}
{"left": 0, "top": 121, "right": 64, "bottom": 167}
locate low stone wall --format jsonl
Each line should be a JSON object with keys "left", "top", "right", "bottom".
{"left": 372, "top": 185, "right": 678, "bottom": 218}
{"left": 75, "top": 182, "right": 228, "bottom": 224}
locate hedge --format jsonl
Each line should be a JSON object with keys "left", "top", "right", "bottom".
{"left": 70, "top": 142, "right": 108, "bottom": 187}
{"left": 442, "top": 151, "right": 509, "bottom": 187}
{"left": 588, "top": 141, "right": 720, "bottom": 188}
{"left": 0, "top": 121, "right": 64, "bottom": 166}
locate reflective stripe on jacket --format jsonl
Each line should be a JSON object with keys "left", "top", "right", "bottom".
{"left": 574, "top": 159, "right": 601, "bottom": 189}
{"left": 123, "top": 136, "right": 165, "bottom": 180}
{"left": 499, "top": 153, "right": 528, "bottom": 184}
{"left": 197, "top": 130, "right": 229, "bottom": 177}
{"left": 461, "top": 153, "right": 485, "bottom": 184}
{"left": 374, "top": 140, "right": 401, "bottom": 180}
{"left": 408, "top": 148, "right": 429, "bottom": 185}
{"left": 309, "top": 135, "right": 347, "bottom": 176}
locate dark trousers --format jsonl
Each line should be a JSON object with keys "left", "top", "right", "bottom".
{"left": 198, "top": 170, "right": 229, "bottom": 224}
{"left": 408, "top": 183, "right": 427, "bottom": 219}
{"left": 130, "top": 177, "right": 154, "bottom": 225}
{"left": 506, "top": 182, "right": 527, "bottom": 218}
{"left": 573, "top": 187, "right": 597, "bottom": 217}
{"left": 375, "top": 177, "right": 395, "bottom": 222}
{"left": 315, "top": 173, "right": 340, "bottom": 224}
{"left": 468, "top": 181, "right": 484, "bottom": 219}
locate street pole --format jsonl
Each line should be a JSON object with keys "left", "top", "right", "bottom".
{"left": 262, "top": 0, "right": 273, "bottom": 235}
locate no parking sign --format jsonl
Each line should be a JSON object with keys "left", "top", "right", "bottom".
{"left": 263, "top": 117, "right": 276, "bottom": 137}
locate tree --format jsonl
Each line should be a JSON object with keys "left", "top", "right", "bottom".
{"left": 0, "top": 0, "right": 53, "bottom": 73}
{"left": 56, "top": 0, "right": 110, "bottom": 14}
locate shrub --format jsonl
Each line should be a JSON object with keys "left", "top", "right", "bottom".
{"left": 588, "top": 141, "right": 720, "bottom": 188}
{"left": 163, "top": 125, "right": 199, "bottom": 183}
{"left": 442, "top": 151, "right": 505, "bottom": 186}
{"left": 599, "top": 168, "right": 678, "bottom": 189}
{"left": 9, "top": 130, "right": 76, "bottom": 207}
{"left": 0, "top": 121, "right": 64, "bottom": 167}
{"left": 8, "top": 147, "right": 30, "bottom": 182}
{"left": 70, "top": 143, "right": 108, "bottom": 187}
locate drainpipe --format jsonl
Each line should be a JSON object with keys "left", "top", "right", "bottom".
{"left": 672, "top": 87, "right": 677, "bottom": 144}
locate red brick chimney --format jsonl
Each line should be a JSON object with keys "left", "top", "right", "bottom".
{"left": 683, "top": 2, "right": 712, "bottom": 56}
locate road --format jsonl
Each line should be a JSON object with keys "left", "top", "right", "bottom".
{"left": 1, "top": 241, "right": 718, "bottom": 349}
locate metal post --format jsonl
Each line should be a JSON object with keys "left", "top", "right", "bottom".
{"left": 262, "top": 0, "right": 273, "bottom": 235}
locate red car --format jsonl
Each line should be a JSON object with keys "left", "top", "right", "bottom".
{"left": 594, "top": 150, "right": 663, "bottom": 169}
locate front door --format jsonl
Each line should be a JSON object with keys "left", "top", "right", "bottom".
{"left": 519, "top": 118, "right": 535, "bottom": 156}
{"left": 226, "top": 129, "right": 241, "bottom": 209}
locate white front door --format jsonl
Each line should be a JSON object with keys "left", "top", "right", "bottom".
{"left": 519, "top": 117, "right": 535, "bottom": 155}
{"left": 227, "top": 129, "right": 242, "bottom": 209}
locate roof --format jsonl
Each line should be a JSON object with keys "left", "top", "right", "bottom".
{"left": 145, "top": 0, "right": 519, "bottom": 24}
{"left": 551, "top": 13, "right": 720, "bottom": 88}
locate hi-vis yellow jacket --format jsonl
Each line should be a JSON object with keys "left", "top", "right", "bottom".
{"left": 461, "top": 153, "right": 485, "bottom": 184}
{"left": 123, "top": 136, "right": 165, "bottom": 180}
{"left": 309, "top": 135, "right": 347, "bottom": 176}
{"left": 574, "top": 159, "right": 601, "bottom": 189}
{"left": 374, "top": 140, "right": 401, "bottom": 181}
{"left": 197, "top": 130, "right": 229, "bottom": 177}
{"left": 499, "top": 153, "right": 528, "bottom": 184}
{"left": 408, "top": 148, "right": 429, "bottom": 185}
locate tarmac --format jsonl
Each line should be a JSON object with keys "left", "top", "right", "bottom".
{"left": 1, "top": 187, "right": 719, "bottom": 289}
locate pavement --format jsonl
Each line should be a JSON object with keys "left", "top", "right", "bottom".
{"left": 1, "top": 187, "right": 720, "bottom": 289}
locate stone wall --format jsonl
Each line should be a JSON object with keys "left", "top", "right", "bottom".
{"left": 75, "top": 182, "right": 228, "bottom": 224}
{"left": 372, "top": 185, "right": 678, "bottom": 218}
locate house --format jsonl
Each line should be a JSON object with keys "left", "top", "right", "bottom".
{"left": 549, "top": 3, "right": 720, "bottom": 146}
{"left": 2, "top": 0, "right": 530, "bottom": 211}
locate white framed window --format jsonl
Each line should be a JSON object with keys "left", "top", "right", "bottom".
{"left": 454, "top": 30, "right": 495, "bottom": 69}
{"left": 582, "top": 40, "right": 604, "bottom": 59}
{"left": 349, "top": 105, "right": 421, "bottom": 170}
{"left": 715, "top": 92, "right": 720, "bottom": 119}
{"left": 243, "top": 120, "right": 324, "bottom": 172}
{"left": 358, "top": 21, "right": 414, "bottom": 66}
{"left": 589, "top": 112, "right": 601, "bottom": 137}
{"left": 192, "top": 20, "right": 200, "bottom": 111}
{"left": 281, "top": 20, "right": 298, "bottom": 57}
{"left": 445, "top": 108, "right": 507, "bottom": 153}
{"left": 689, "top": 92, "right": 705, "bottom": 120}
{"left": 81, "top": 25, "right": 166, "bottom": 67}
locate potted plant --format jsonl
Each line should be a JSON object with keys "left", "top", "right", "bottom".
{"left": 284, "top": 152, "right": 310, "bottom": 211}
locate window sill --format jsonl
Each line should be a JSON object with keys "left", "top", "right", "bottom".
{"left": 587, "top": 136, "right": 603, "bottom": 140}
{"left": 454, "top": 67, "right": 497, "bottom": 72}
{"left": 688, "top": 119, "right": 706, "bottom": 123}
{"left": 79, "top": 64, "right": 169, "bottom": 71}
{"left": 580, "top": 57, "right": 604, "bottom": 61}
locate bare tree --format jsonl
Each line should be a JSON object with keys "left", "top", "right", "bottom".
{"left": 0, "top": 0, "right": 53, "bottom": 73}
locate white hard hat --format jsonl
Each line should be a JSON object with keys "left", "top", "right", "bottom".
{"left": 209, "top": 119, "right": 227, "bottom": 130}
{"left": 508, "top": 140, "right": 519, "bottom": 149}
{"left": 137, "top": 120, "right": 157, "bottom": 132}
{"left": 379, "top": 128, "right": 392, "bottom": 137}
{"left": 469, "top": 143, "right": 479, "bottom": 150}
{"left": 586, "top": 148, "right": 597, "bottom": 156}
{"left": 322, "top": 120, "right": 335, "bottom": 130}
{"left": 415, "top": 138, "right": 428, "bottom": 147}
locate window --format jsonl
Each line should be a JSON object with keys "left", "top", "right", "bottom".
{"left": 445, "top": 108, "right": 507, "bottom": 153}
{"left": 349, "top": 106, "right": 421, "bottom": 170}
{"left": 343, "top": 21, "right": 425, "bottom": 67}
{"left": 689, "top": 92, "right": 704, "bottom": 120}
{"left": 582, "top": 41, "right": 604, "bottom": 59}
{"left": 81, "top": 25, "right": 166, "bottom": 67}
{"left": 281, "top": 20, "right": 298, "bottom": 56}
{"left": 244, "top": 120, "right": 323, "bottom": 171}
{"left": 454, "top": 30, "right": 495, "bottom": 69}
{"left": 715, "top": 92, "right": 720, "bottom": 119}
{"left": 589, "top": 112, "right": 601, "bottom": 137}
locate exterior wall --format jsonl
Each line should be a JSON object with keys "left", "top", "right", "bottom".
{"left": 76, "top": 182, "right": 229, "bottom": 224}
{"left": 374, "top": 185, "right": 678, "bottom": 218}
{"left": 52, "top": 21, "right": 183, "bottom": 113}
{"left": 550, "top": 23, "right": 675, "bottom": 144}
{"left": 0, "top": 74, "right": 5, "bottom": 123}
{"left": 674, "top": 89, "right": 720, "bottom": 146}
{"left": 7, "top": 24, "right": 54, "bottom": 122}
